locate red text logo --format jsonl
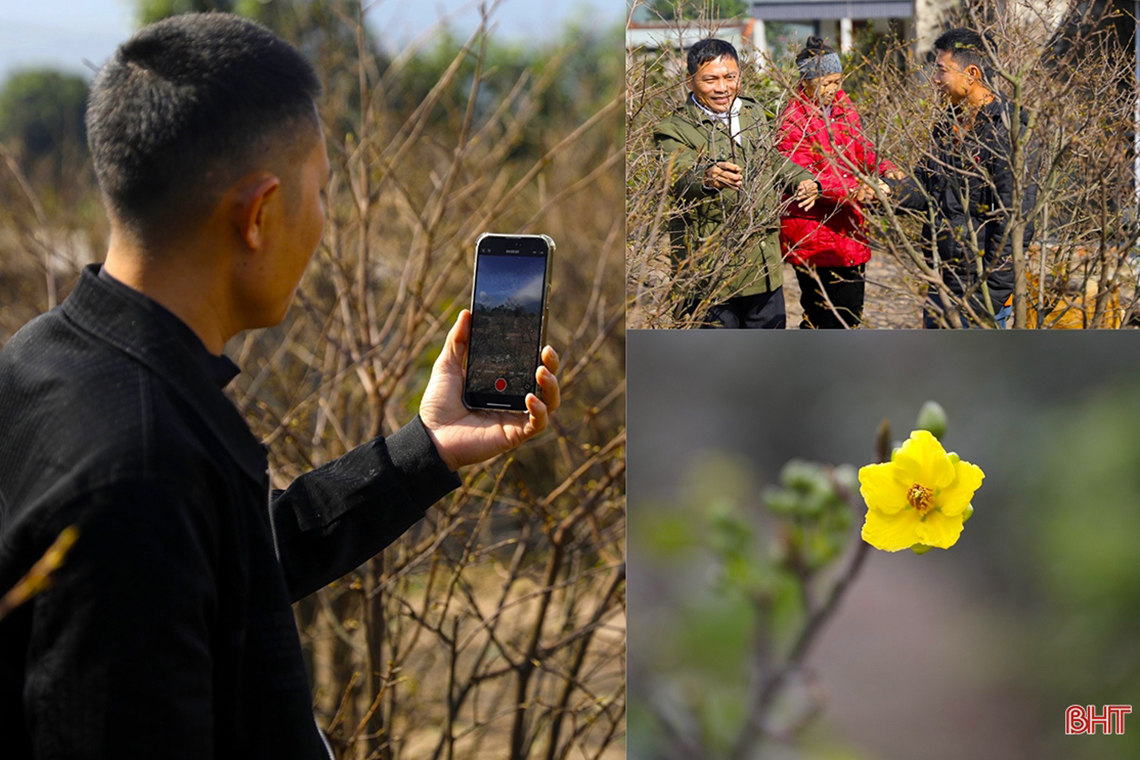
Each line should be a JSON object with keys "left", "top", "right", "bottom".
{"left": 1066, "top": 705, "right": 1131, "bottom": 735}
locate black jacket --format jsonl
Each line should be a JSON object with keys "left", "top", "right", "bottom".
{"left": 891, "top": 97, "right": 1038, "bottom": 313}
{"left": 0, "top": 265, "right": 460, "bottom": 759}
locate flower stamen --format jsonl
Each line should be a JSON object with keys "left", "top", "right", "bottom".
{"left": 907, "top": 483, "right": 935, "bottom": 514}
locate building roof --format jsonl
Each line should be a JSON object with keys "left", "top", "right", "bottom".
{"left": 749, "top": 0, "right": 913, "bottom": 20}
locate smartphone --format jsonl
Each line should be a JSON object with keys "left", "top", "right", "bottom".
{"left": 463, "top": 233, "right": 553, "bottom": 412}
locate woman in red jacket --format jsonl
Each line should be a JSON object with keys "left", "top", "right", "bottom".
{"left": 777, "top": 37, "right": 902, "bottom": 328}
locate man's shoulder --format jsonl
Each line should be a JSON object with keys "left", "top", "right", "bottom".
{"left": 737, "top": 95, "right": 774, "bottom": 119}
{"left": 1, "top": 304, "right": 149, "bottom": 425}
{"left": 654, "top": 103, "right": 701, "bottom": 141}
{"left": 0, "top": 309, "right": 221, "bottom": 507}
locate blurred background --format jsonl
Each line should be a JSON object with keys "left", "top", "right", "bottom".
{"left": 0, "top": 1, "right": 626, "bottom": 759}
{"left": 628, "top": 331, "right": 1140, "bottom": 759}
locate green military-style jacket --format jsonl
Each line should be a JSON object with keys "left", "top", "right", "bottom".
{"left": 654, "top": 95, "right": 814, "bottom": 300}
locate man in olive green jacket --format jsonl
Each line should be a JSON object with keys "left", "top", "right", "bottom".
{"left": 655, "top": 38, "right": 818, "bottom": 328}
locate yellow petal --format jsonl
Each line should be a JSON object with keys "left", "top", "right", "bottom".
{"left": 914, "top": 509, "right": 965, "bottom": 549}
{"left": 892, "top": 430, "right": 955, "bottom": 490}
{"left": 937, "top": 459, "right": 984, "bottom": 516}
{"left": 862, "top": 507, "right": 923, "bottom": 552}
{"left": 858, "top": 462, "right": 910, "bottom": 515}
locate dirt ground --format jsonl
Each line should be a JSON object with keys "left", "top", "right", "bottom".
{"left": 628, "top": 252, "right": 924, "bottom": 330}
{"left": 635, "top": 245, "right": 1140, "bottom": 330}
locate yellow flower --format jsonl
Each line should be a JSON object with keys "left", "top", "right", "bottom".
{"left": 858, "top": 430, "right": 984, "bottom": 552}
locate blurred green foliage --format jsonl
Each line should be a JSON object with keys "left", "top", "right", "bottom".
{"left": 380, "top": 22, "right": 622, "bottom": 144}
{"left": 644, "top": 0, "right": 750, "bottom": 20}
{"left": 134, "top": 0, "right": 621, "bottom": 160}
{"left": 0, "top": 69, "right": 97, "bottom": 226}
{"left": 631, "top": 452, "right": 861, "bottom": 757}
{"left": 0, "top": 70, "right": 87, "bottom": 170}
{"left": 1024, "top": 386, "right": 1140, "bottom": 759}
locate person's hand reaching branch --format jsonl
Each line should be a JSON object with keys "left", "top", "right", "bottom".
{"left": 795, "top": 178, "right": 821, "bottom": 211}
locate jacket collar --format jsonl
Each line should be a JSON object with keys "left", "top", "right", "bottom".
{"left": 689, "top": 92, "right": 742, "bottom": 121}
{"left": 682, "top": 94, "right": 757, "bottom": 124}
{"left": 62, "top": 264, "right": 267, "bottom": 485}
{"left": 688, "top": 93, "right": 743, "bottom": 143}
{"left": 943, "top": 95, "right": 1004, "bottom": 129}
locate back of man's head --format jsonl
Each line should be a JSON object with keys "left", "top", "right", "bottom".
{"left": 933, "top": 28, "right": 996, "bottom": 84}
{"left": 87, "top": 13, "right": 322, "bottom": 241}
{"left": 687, "top": 38, "right": 739, "bottom": 76}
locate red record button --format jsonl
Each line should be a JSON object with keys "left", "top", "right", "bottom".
{"left": 494, "top": 378, "right": 507, "bottom": 392}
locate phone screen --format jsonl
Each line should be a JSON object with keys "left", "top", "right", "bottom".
{"left": 465, "top": 236, "right": 550, "bottom": 411}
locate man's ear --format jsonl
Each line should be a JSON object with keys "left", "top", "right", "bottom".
{"left": 966, "top": 63, "right": 984, "bottom": 84}
{"left": 233, "top": 174, "right": 281, "bottom": 251}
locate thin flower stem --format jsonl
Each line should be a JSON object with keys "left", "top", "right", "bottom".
{"left": 731, "top": 421, "right": 890, "bottom": 760}
{"left": 730, "top": 539, "right": 871, "bottom": 760}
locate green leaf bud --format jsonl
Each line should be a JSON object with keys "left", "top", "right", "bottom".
{"left": 832, "top": 464, "right": 858, "bottom": 494}
{"left": 780, "top": 460, "right": 817, "bottom": 492}
{"left": 762, "top": 487, "right": 799, "bottom": 515}
{"left": 802, "top": 490, "right": 828, "bottom": 516}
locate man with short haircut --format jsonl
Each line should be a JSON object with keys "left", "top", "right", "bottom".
{"left": 888, "top": 27, "right": 1038, "bottom": 328}
{"left": 0, "top": 14, "right": 560, "bottom": 759}
{"left": 654, "top": 38, "right": 820, "bottom": 329}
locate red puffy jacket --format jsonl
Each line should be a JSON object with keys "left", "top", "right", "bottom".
{"left": 777, "top": 87, "right": 895, "bottom": 268}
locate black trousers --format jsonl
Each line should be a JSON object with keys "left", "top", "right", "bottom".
{"left": 701, "top": 288, "right": 787, "bottom": 329}
{"left": 793, "top": 264, "right": 866, "bottom": 329}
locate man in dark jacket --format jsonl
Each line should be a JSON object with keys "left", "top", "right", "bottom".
{"left": 889, "top": 28, "right": 1038, "bottom": 328}
{"left": 0, "top": 14, "right": 560, "bottom": 760}
{"left": 654, "top": 38, "right": 819, "bottom": 328}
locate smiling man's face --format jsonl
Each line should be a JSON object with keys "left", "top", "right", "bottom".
{"left": 932, "top": 50, "right": 975, "bottom": 105}
{"left": 688, "top": 55, "right": 740, "bottom": 113}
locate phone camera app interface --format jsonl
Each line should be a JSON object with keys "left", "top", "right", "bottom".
{"left": 468, "top": 253, "right": 546, "bottom": 398}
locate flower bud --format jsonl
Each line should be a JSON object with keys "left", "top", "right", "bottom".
{"left": 911, "top": 544, "right": 932, "bottom": 555}
{"left": 916, "top": 401, "right": 948, "bottom": 440}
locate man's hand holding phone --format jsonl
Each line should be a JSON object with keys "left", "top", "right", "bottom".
{"left": 420, "top": 310, "right": 561, "bottom": 472}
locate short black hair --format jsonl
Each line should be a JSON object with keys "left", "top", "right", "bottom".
{"left": 933, "top": 28, "right": 995, "bottom": 84}
{"left": 795, "top": 35, "right": 835, "bottom": 64}
{"left": 86, "top": 13, "right": 322, "bottom": 235}
{"left": 687, "top": 38, "right": 739, "bottom": 76}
